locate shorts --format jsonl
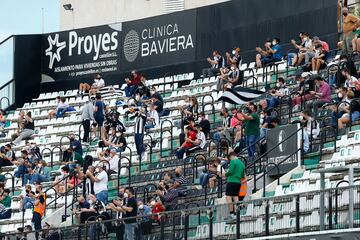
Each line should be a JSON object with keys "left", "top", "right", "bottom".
{"left": 94, "top": 118, "right": 104, "bottom": 127}
{"left": 225, "top": 182, "right": 241, "bottom": 196}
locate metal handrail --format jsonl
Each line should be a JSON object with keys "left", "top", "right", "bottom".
{"left": 160, "top": 120, "right": 173, "bottom": 158}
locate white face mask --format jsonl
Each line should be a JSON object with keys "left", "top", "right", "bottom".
{"left": 232, "top": 50, "right": 236, "bottom": 55}
{"left": 299, "top": 115, "right": 304, "bottom": 121}
{"left": 123, "top": 192, "right": 128, "bottom": 199}
{"left": 116, "top": 132, "right": 121, "bottom": 137}
{"left": 272, "top": 41, "right": 277, "bottom": 45}
{"left": 260, "top": 114, "right": 265, "bottom": 119}
{"left": 95, "top": 168, "right": 100, "bottom": 173}
{"left": 276, "top": 83, "right": 280, "bottom": 88}
{"left": 231, "top": 66, "right": 235, "bottom": 71}
{"left": 135, "top": 95, "right": 140, "bottom": 101}
{"left": 139, "top": 204, "right": 144, "bottom": 210}
{"left": 150, "top": 200, "right": 156, "bottom": 206}
{"left": 150, "top": 90, "right": 155, "bottom": 95}
{"left": 338, "top": 92, "right": 343, "bottom": 98}
{"left": 88, "top": 200, "right": 93, "bottom": 204}
{"left": 108, "top": 131, "right": 113, "bottom": 135}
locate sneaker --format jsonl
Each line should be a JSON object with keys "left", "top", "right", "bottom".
{"left": 141, "top": 151, "right": 148, "bottom": 162}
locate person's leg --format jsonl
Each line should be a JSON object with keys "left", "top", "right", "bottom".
{"left": 357, "top": 39, "right": 360, "bottom": 52}
{"left": 22, "top": 174, "right": 31, "bottom": 186}
{"left": 248, "top": 135, "right": 258, "bottom": 158}
{"left": 352, "top": 38, "right": 357, "bottom": 52}
{"left": 176, "top": 148, "right": 186, "bottom": 159}
{"left": 199, "top": 173, "right": 209, "bottom": 187}
{"left": 31, "top": 173, "right": 48, "bottom": 184}
{"left": 338, "top": 116, "right": 350, "bottom": 129}
{"left": 256, "top": 54, "right": 262, "bottom": 68}
{"left": 311, "top": 57, "right": 316, "bottom": 71}
{"left": 305, "top": 51, "right": 315, "bottom": 65}
{"left": 226, "top": 195, "right": 234, "bottom": 213}
{"left": 312, "top": 100, "right": 327, "bottom": 115}
{"left": 287, "top": 53, "right": 295, "bottom": 66}
{"left": 13, "top": 129, "right": 34, "bottom": 145}
{"left": 144, "top": 123, "right": 154, "bottom": 130}
{"left": 303, "top": 131, "right": 309, "bottom": 153}
{"left": 82, "top": 119, "right": 90, "bottom": 142}
{"left": 297, "top": 53, "right": 304, "bottom": 65}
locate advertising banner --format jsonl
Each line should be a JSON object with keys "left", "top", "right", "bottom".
{"left": 41, "top": 23, "right": 122, "bottom": 82}
{"left": 266, "top": 124, "right": 301, "bottom": 176}
{"left": 120, "top": 9, "right": 196, "bottom": 71}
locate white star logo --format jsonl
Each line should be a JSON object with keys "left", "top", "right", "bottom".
{"left": 45, "top": 34, "right": 66, "bottom": 69}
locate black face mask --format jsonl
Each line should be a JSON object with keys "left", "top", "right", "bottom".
{"left": 118, "top": 192, "right": 124, "bottom": 198}
{"left": 69, "top": 137, "right": 75, "bottom": 141}
{"left": 35, "top": 190, "right": 40, "bottom": 194}
{"left": 343, "top": 13, "right": 348, "bottom": 16}
{"left": 175, "top": 173, "right": 180, "bottom": 177}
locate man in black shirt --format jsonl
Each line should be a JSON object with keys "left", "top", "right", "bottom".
{"left": 202, "top": 50, "right": 224, "bottom": 77}
{"left": 151, "top": 95, "right": 163, "bottom": 115}
{"left": 198, "top": 112, "right": 210, "bottom": 138}
{"left": 117, "top": 187, "right": 138, "bottom": 240}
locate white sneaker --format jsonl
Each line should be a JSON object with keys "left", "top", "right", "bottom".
{"left": 141, "top": 151, "right": 148, "bottom": 162}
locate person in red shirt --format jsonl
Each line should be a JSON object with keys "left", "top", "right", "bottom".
{"left": 124, "top": 70, "right": 142, "bottom": 97}
{"left": 176, "top": 126, "right": 198, "bottom": 159}
{"left": 150, "top": 196, "right": 165, "bottom": 223}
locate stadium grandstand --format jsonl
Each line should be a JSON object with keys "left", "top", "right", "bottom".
{"left": 0, "top": 0, "right": 360, "bottom": 239}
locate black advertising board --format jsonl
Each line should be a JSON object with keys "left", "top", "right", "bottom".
{"left": 41, "top": 24, "right": 122, "bottom": 82}
{"left": 120, "top": 9, "right": 196, "bottom": 71}
{"left": 266, "top": 124, "right": 301, "bottom": 176}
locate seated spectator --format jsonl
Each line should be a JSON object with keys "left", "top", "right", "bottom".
{"left": 288, "top": 32, "right": 312, "bottom": 66}
{"left": 22, "top": 160, "right": 50, "bottom": 186}
{"left": 217, "top": 63, "right": 241, "bottom": 92}
{"left": 11, "top": 110, "right": 25, "bottom": 141}
{"left": 306, "top": 76, "right": 331, "bottom": 115}
{"left": 255, "top": 38, "right": 283, "bottom": 68}
{"left": 145, "top": 104, "right": 160, "bottom": 130}
{"left": 55, "top": 97, "right": 71, "bottom": 119}
{"left": 54, "top": 165, "right": 70, "bottom": 193}
{"left": 342, "top": 68, "right": 360, "bottom": 89}
{"left": 135, "top": 75, "right": 151, "bottom": 99}
{"left": 299, "top": 110, "right": 320, "bottom": 153}
{"left": 266, "top": 77, "right": 289, "bottom": 105}
{"left": 0, "top": 109, "right": 6, "bottom": 129}
{"left": 150, "top": 195, "right": 166, "bottom": 223}
{"left": 98, "top": 148, "right": 121, "bottom": 175}
{"left": 173, "top": 167, "right": 188, "bottom": 189}
{"left": 78, "top": 194, "right": 104, "bottom": 224}
{"left": 225, "top": 47, "right": 242, "bottom": 69}
{"left": 202, "top": 50, "right": 224, "bottom": 77}
{"left": 13, "top": 112, "right": 34, "bottom": 145}
{"left": 292, "top": 72, "right": 314, "bottom": 111}
{"left": 199, "top": 157, "right": 225, "bottom": 188}
{"left": 0, "top": 188, "right": 11, "bottom": 208}
{"left": 14, "top": 150, "right": 33, "bottom": 181}
{"left": 99, "top": 127, "right": 127, "bottom": 152}
{"left": 178, "top": 97, "right": 198, "bottom": 124}
{"left": 111, "top": 111, "right": 126, "bottom": 133}
{"left": 124, "top": 70, "right": 142, "bottom": 97}
{"left": 78, "top": 73, "right": 105, "bottom": 96}
{"left": 156, "top": 180, "right": 178, "bottom": 210}
{"left": 330, "top": 54, "right": 359, "bottom": 87}
{"left": 48, "top": 96, "right": 61, "bottom": 119}
{"left": 230, "top": 108, "right": 244, "bottom": 145}
{"left": 213, "top": 108, "right": 231, "bottom": 143}
{"left": 0, "top": 144, "right": 15, "bottom": 167}
{"left": 176, "top": 126, "right": 198, "bottom": 159}
{"left": 338, "top": 91, "right": 360, "bottom": 129}
{"left": 310, "top": 43, "right": 327, "bottom": 74}
{"left": 297, "top": 37, "right": 317, "bottom": 66}
{"left": 19, "top": 186, "right": 36, "bottom": 210}
{"left": 193, "top": 124, "right": 206, "bottom": 149}
{"left": 61, "top": 147, "right": 84, "bottom": 169}
{"left": 198, "top": 112, "right": 211, "bottom": 139}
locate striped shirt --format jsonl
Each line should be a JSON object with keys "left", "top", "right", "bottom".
{"left": 135, "top": 112, "right": 146, "bottom": 134}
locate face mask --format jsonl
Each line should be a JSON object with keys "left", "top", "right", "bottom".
{"left": 123, "top": 193, "right": 128, "bottom": 199}
{"left": 95, "top": 168, "right": 100, "bottom": 173}
{"left": 272, "top": 41, "right": 277, "bottom": 45}
{"left": 88, "top": 200, "right": 93, "bottom": 204}
{"left": 232, "top": 50, "right": 236, "bottom": 55}
{"left": 31, "top": 144, "right": 36, "bottom": 148}
{"left": 338, "top": 93, "right": 343, "bottom": 98}
{"left": 139, "top": 204, "right": 144, "bottom": 210}
{"left": 276, "top": 83, "right": 280, "bottom": 88}
{"left": 118, "top": 192, "right": 124, "bottom": 198}
{"left": 260, "top": 114, "right": 265, "bottom": 119}
{"left": 343, "top": 12, "right": 348, "bottom": 16}
{"left": 116, "top": 133, "right": 121, "bottom": 137}
{"left": 299, "top": 115, "right": 304, "bottom": 121}
{"left": 108, "top": 131, "right": 113, "bottom": 135}
{"left": 231, "top": 67, "right": 235, "bottom": 71}
{"left": 37, "top": 164, "right": 42, "bottom": 168}
{"left": 135, "top": 96, "right": 140, "bottom": 101}
{"left": 316, "top": 83, "right": 320, "bottom": 87}
{"left": 150, "top": 90, "right": 156, "bottom": 95}
{"left": 150, "top": 200, "right": 156, "bottom": 206}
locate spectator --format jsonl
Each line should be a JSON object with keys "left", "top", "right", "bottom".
{"left": 342, "top": 68, "right": 360, "bottom": 88}
{"left": 306, "top": 76, "right": 331, "bottom": 115}
{"left": 11, "top": 110, "right": 25, "bottom": 141}
{"left": 224, "top": 152, "right": 245, "bottom": 220}
{"left": 32, "top": 184, "right": 46, "bottom": 238}
{"left": 338, "top": 91, "right": 360, "bottom": 129}
{"left": 134, "top": 106, "right": 147, "bottom": 162}
{"left": 145, "top": 104, "right": 160, "bottom": 130}
{"left": 137, "top": 199, "right": 152, "bottom": 238}
{"left": 19, "top": 188, "right": 36, "bottom": 210}
{"left": 213, "top": 108, "right": 231, "bottom": 143}
{"left": 0, "top": 144, "right": 15, "bottom": 167}
{"left": 151, "top": 94, "right": 164, "bottom": 117}
{"left": 61, "top": 147, "right": 84, "bottom": 169}
{"left": 241, "top": 103, "right": 260, "bottom": 160}
{"left": 148, "top": 86, "right": 163, "bottom": 104}
{"left": 86, "top": 164, "right": 108, "bottom": 204}
{"left": 339, "top": 7, "right": 360, "bottom": 54}
{"left": 292, "top": 72, "right": 314, "bottom": 111}
{"left": 0, "top": 109, "right": 6, "bottom": 129}
{"left": 14, "top": 150, "right": 32, "bottom": 181}
{"left": 268, "top": 77, "right": 289, "bottom": 102}
{"left": 111, "top": 112, "right": 126, "bottom": 133}
{"left": 78, "top": 73, "right": 105, "bottom": 96}
{"left": 299, "top": 110, "right": 320, "bottom": 153}
{"left": 13, "top": 112, "right": 34, "bottom": 145}
{"left": 338, "top": 54, "right": 358, "bottom": 86}
{"left": 310, "top": 43, "right": 327, "bottom": 74}
{"left": 255, "top": 38, "right": 283, "bottom": 68}
{"left": 120, "top": 187, "right": 138, "bottom": 240}
{"left": 41, "top": 222, "right": 61, "bottom": 240}
{"left": 78, "top": 194, "right": 103, "bottom": 224}
{"left": 199, "top": 157, "right": 225, "bottom": 188}
{"left": 202, "top": 50, "right": 224, "bottom": 77}
{"left": 156, "top": 180, "right": 178, "bottom": 210}
{"left": 81, "top": 97, "right": 95, "bottom": 143}
{"left": 98, "top": 148, "right": 120, "bottom": 174}
{"left": 150, "top": 195, "right": 165, "bottom": 223}
{"left": 0, "top": 188, "right": 11, "bottom": 208}
{"left": 94, "top": 94, "right": 106, "bottom": 137}
{"left": 193, "top": 124, "right": 206, "bottom": 149}
{"left": 225, "top": 47, "right": 242, "bottom": 69}
{"left": 124, "top": 70, "right": 142, "bottom": 97}
{"left": 198, "top": 112, "right": 211, "bottom": 139}
{"left": 48, "top": 96, "right": 61, "bottom": 119}
{"left": 289, "top": 32, "right": 312, "bottom": 66}
{"left": 73, "top": 195, "right": 90, "bottom": 223}
{"left": 176, "top": 126, "right": 197, "bottom": 159}
{"left": 217, "top": 63, "right": 241, "bottom": 92}
{"left": 23, "top": 160, "right": 50, "bottom": 186}
{"left": 99, "top": 127, "right": 127, "bottom": 152}
{"left": 29, "top": 141, "right": 42, "bottom": 160}
{"left": 173, "top": 167, "right": 188, "bottom": 188}
{"left": 69, "top": 133, "right": 83, "bottom": 156}
{"left": 55, "top": 97, "right": 71, "bottom": 119}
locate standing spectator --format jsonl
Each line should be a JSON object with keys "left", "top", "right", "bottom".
{"left": 306, "top": 76, "right": 331, "bottom": 115}
{"left": 145, "top": 104, "right": 160, "bottom": 130}
{"left": 339, "top": 7, "right": 360, "bottom": 54}
{"left": 134, "top": 107, "right": 147, "bottom": 162}
{"left": 202, "top": 51, "right": 224, "bottom": 77}
{"left": 81, "top": 97, "right": 95, "bottom": 143}
{"left": 224, "top": 152, "right": 245, "bottom": 220}
{"left": 299, "top": 110, "right": 320, "bottom": 153}
{"left": 241, "top": 104, "right": 260, "bottom": 160}
{"left": 137, "top": 200, "right": 152, "bottom": 238}
{"left": 120, "top": 187, "right": 138, "bottom": 240}
{"left": 94, "top": 94, "right": 106, "bottom": 137}
{"left": 198, "top": 112, "right": 210, "bottom": 139}
{"left": 124, "top": 70, "right": 142, "bottom": 97}
{"left": 255, "top": 38, "right": 283, "bottom": 68}
{"left": 32, "top": 184, "right": 46, "bottom": 239}
{"left": 13, "top": 112, "right": 34, "bottom": 145}
{"left": 86, "top": 164, "right": 108, "bottom": 204}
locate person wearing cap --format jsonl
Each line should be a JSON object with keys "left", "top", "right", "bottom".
{"left": 292, "top": 72, "right": 315, "bottom": 111}
{"left": 81, "top": 97, "right": 95, "bottom": 143}
{"left": 224, "top": 152, "right": 245, "bottom": 221}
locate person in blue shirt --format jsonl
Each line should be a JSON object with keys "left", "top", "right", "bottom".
{"left": 69, "top": 133, "right": 83, "bottom": 156}
{"left": 94, "top": 94, "right": 106, "bottom": 137}
{"left": 256, "top": 38, "right": 283, "bottom": 68}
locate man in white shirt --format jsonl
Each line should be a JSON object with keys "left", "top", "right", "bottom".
{"left": 89, "top": 74, "right": 105, "bottom": 96}
{"left": 145, "top": 104, "right": 160, "bottom": 130}
{"left": 194, "top": 124, "right": 206, "bottom": 149}
{"left": 86, "top": 164, "right": 108, "bottom": 204}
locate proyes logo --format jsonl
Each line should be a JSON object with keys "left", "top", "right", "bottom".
{"left": 45, "top": 31, "right": 118, "bottom": 69}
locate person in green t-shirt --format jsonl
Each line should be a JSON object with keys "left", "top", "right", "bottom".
{"left": 225, "top": 152, "right": 245, "bottom": 220}
{"left": 0, "top": 189, "right": 11, "bottom": 208}
{"left": 241, "top": 103, "right": 260, "bottom": 159}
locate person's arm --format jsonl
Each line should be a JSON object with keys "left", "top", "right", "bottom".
{"left": 242, "top": 113, "right": 254, "bottom": 121}
{"left": 207, "top": 58, "right": 219, "bottom": 65}
{"left": 86, "top": 171, "right": 102, "bottom": 182}
{"left": 80, "top": 208, "right": 96, "bottom": 213}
